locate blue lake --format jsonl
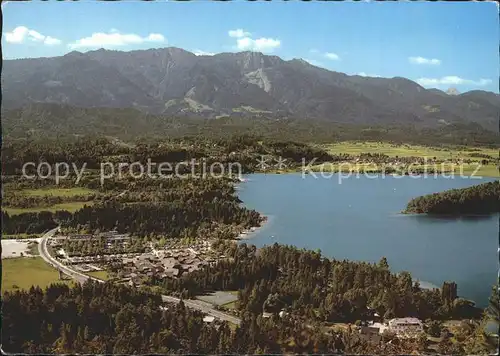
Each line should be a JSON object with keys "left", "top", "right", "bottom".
{"left": 238, "top": 173, "right": 499, "bottom": 307}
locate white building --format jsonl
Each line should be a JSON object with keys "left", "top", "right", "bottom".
{"left": 387, "top": 318, "right": 423, "bottom": 337}
{"left": 369, "top": 322, "right": 388, "bottom": 334}
{"left": 203, "top": 316, "right": 215, "bottom": 323}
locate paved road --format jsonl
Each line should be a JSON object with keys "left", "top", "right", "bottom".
{"left": 38, "top": 227, "right": 103, "bottom": 284}
{"left": 161, "top": 295, "right": 241, "bottom": 325}
{"left": 38, "top": 228, "right": 241, "bottom": 326}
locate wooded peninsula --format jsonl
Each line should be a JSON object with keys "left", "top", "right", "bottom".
{"left": 404, "top": 180, "right": 500, "bottom": 215}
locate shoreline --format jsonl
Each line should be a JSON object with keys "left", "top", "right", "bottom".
{"left": 234, "top": 176, "right": 269, "bottom": 241}
{"left": 235, "top": 215, "right": 269, "bottom": 240}
{"left": 256, "top": 167, "right": 499, "bottom": 179}
{"left": 233, "top": 175, "right": 490, "bottom": 306}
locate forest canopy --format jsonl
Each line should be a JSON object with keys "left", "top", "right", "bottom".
{"left": 3, "top": 104, "right": 500, "bottom": 147}
{"left": 404, "top": 180, "right": 500, "bottom": 215}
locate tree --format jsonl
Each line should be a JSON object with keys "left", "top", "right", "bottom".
{"left": 378, "top": 257, "right": 389, "bottom": 270}
{"left": 426, "top": 320, "right": 442, "bottom": 338}
{"left": 477, "top": 285, "right": 500, "bottom": 353}
{"left": 416, "top": 332, "right": 429, "bottom": 352}
{"left": 486, "top": 285, "right": 500, "bottom": 325}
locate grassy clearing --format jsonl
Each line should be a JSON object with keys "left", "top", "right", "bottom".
{"left": 455, "top": 163, "right": 499, "bottom": 178}
{"left": 221, "top": 300, "right": 237, "bottom": 310}
{"left": 21, "top": 187, "right": 96, "bottom": 197}
{"left": 3, "top": 201, "right": 93, "bottom": 215}
{"left": 322, "top": 141, "right": 498, "bottom": 160}
{"left": 2, "top": 187, "right": 98, "bottom": 216}
{"left": 1, "top": 257, "right": 73, "bottom": 293}
{"left": 86, "top": 270, "right": 109, "bottom": 281}
{"left": 217, "top": 291, "right": 239, "bottom": 310}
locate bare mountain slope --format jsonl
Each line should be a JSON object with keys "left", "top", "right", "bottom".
{"left": 2, "top": 47, "right": 498, "bottom": 130}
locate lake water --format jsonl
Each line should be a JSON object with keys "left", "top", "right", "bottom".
{"left": 238, "top": 173, "right": 499, "bottom": 307}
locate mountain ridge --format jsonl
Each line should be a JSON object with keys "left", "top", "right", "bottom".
{"left": 2, "top": 47, "right": 499, "bottom": 131}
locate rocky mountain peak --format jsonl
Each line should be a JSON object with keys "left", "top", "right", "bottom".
{"left": 1, "top": 48, "right": 498, "bottom": 132}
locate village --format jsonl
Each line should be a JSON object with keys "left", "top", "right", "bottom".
{"left": 48, "top": 230, "right": 224, "bottom": 287}
{"left": 40, "top": 229, "right": 495, "bottom": 348}
{"left": 4, "top": 227, "right": 495, "bottom": 351}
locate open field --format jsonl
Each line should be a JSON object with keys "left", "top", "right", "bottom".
{"left": 3, "top": 201, "right": 93, "bottom": 215}
{"left": 2, "top": 187, "right": 97, "bottom": 215}
{"left": 221, "top": 300, "right": 237, "bottom": 310}
{"left": 262, "top": 142, "right": 499, "bottom": 177}
{"left": 86, "top": 270, "right": 110, "bottom": 280}
{"left": 457, "top": 163, "right": 499, "bottom": 177}
{"left": 322, "top": 141, "right": 498, "bottom": 160}
{"left": 196, "top": 291, "right": 239, "bottom": 306}
{"left": 21, "top": 187, "right": 96, "bottom": 197}
{"left": 302, "top": 142, "right": 499, "bottom": 177}
{"left": 2, "top": 257, "right": 73, "bottom": 292}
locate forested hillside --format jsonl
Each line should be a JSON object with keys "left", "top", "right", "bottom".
{"left": 404, "top": 181, "right": 500, "bottom": 215}
{"left": 2, "top": 256, "right": 496, "bottom": 354}
{"left": 158, "top": 243, "right": 482, "bottom": 322}
{"left": 3, "top": 104, "right": 500, "bottom": 147}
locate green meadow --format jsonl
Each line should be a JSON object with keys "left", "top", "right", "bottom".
{"left": 21, "top": 187, "right": 96, "bottom": 197}
{"left": 3, "top": 201, "right": 94, "bottom": 215}
{"left": 2, "top": 257, "right": 73, "bottom": 293}
{"left": 322, "top": 141, "right": 498, "bottom": 160}
{"left": 86, "top": 270, "right": 110, "bottom": 281}
{"left": 3, "top": 187, "right": 97, "bottom": 215}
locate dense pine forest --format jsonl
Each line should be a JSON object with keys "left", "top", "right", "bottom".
{"left": 2, "top": 177, "right": 263, "bottom": 237}
{"left": 2, "top": 136, "right": 328, "bottom": 236}
{"left": 154, "top": 243, "right": 482, "bottom": 322}
{"left": 2, "top": 135, "right": 333, "bottom": 176}
{"left": 3, "top": 104, "right": 500, "bottom": 147}
{"left": 2, "top": 280, "right": 497, "bottom": 354}
{"left": 2, "top": 281, "right": 385, "bottom": 354}
{"left": 2, "top": 132, "right": 499, "bottom": 355}
{"left": 404, "top": 180, "right": 500, "bottom": 215}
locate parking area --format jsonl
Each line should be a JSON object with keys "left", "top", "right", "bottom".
{"left": 1, "top": 239, "right": 39, "bottom": 259}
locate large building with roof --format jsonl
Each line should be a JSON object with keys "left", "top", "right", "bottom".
{"left": 387, "top": 318, "right": 423, "bottom": 337}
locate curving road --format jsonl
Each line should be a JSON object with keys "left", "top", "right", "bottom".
{"left": 38, "top": 228, "right": 241, "bottom": 326}
{"left": 38, "top": 227, "right": 103, "bottom": 284}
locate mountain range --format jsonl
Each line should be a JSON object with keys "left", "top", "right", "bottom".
{"left": 2, "top": 47, "right": 499, "bottom": 131}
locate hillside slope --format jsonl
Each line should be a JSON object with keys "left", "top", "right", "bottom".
{"left": 2, "top": 48, "right": 499, "bottom": 130}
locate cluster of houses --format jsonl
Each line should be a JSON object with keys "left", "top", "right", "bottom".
{"left": 51, "top": 231, "right": 134, "bottom": 267}
{"left": 52, "top": 231, "right": 131, "bottom": 242}
{"left": 51, "top": 231, "right": 223, "bottom": 287}
{"left": 118, "top": 243, "right": 221, "bottom": 286}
